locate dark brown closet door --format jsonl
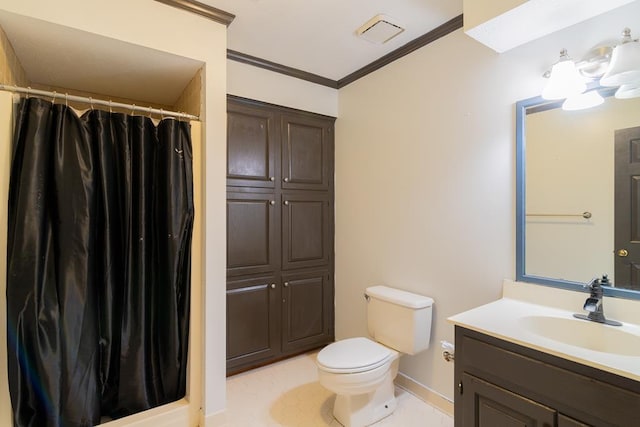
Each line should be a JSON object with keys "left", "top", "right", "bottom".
{"left": 281, "top": 192, "right": 331, "bottom": 270}
{"left": 281, "top": 113, "right": 333, "bottom": 191}
{"left": 227, "top": 101, "right": 278, "bottom": 188}
{"left": 226, "top": 275, "right": 280, "bottom": 372}
{"left": 227, "top": 192, "right": 279, "bottom": 277}
{"left": 281, "top": 269, "right": 333, "bottom": 353}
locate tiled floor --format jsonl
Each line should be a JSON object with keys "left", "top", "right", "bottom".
{"left": 223, "top": 351, "right": 454, "bottom": 427}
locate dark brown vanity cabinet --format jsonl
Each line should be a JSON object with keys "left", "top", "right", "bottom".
{"left": 455, "top": 327, "right": 640, "bottom": 427}
{"left": 226, "top": 96, "right": 335, "bottom": 374}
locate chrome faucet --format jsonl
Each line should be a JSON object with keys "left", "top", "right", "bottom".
{"left": 573, "top": 275, "right": 622, "bottom": 326}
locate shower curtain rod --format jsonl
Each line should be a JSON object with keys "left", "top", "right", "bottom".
{"left": 0, "top": 84, "right": 199, "bottom": 120}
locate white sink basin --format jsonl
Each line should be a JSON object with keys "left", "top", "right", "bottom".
{"left": 519, "top": 315, "right": 640, "bottom": 356}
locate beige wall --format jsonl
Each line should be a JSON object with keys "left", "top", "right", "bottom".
{"left": 335, "top": 0, "right": 640, "bottom": 403}
{"left": 227, "top": 59, "right": 338, "bottom": 117}
{"left": 526, "top": 97, "right": 640, "bottom": 284}
{"left": 0, "top": 1, "right": 228, "bottom": 425}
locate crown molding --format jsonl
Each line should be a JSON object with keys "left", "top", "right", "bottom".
{"left": 226, "top": 14, "right": 463, "bottom": 90}
{"left": 154, "top": 0, "right": 235, "bottom": 26}
{"left": 227, "top": 50, "right": 339, "bottom": 89}
{"left": 337, "top": 14, "right": 463, "bottom": 88}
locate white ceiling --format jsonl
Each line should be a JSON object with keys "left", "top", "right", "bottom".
{"left": 205, "top": 0, "right": 463, "bottom": 80}
{"left": 0, "top": 1, "right": 463, "bottom": 105}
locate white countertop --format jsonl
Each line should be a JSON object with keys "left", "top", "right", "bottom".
{"left": 448, "top": 296, "right": 640, "bottom": 382}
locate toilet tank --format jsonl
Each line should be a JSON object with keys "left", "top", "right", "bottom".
{"left": 365, "top": 286, "right": 434, "bottom": 355}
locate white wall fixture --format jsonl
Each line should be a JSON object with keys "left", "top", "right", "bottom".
{"left": 542, "top": 49, "right": 586, "bottom": 100}
{"left": 615, "top": 83, "right": 640, "bottom": 99}
{"left": 562, "top": 90, "right": 604, "bottom": 111}
{"left": 543, "top": 27, "right": 640, "bottom": 104}
{"left": 356, "top": 14, "right": 404, "bottom": 44}
{"left": 600, "top": 28, "right": 640, "bottom": 87}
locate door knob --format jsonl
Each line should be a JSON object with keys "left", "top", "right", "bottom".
{"left": 270, "top": 200, "right": 275, "bottom": 206}
{"left": 283, "top": 177, "right": 289, "bottom": 182}
{"left": 284, "top": 200, "right": 289, "bottom": 206}
{"left": 269, "top": 176, "right": 275, "bottom": 181}
{"left": 284, "top": 282, "right": 289, "bottom": 287}
{"left": 270, "top": 283, "right": 276, "bottom": 289}
{"left": 617, "top": 249, "right": 629, "bottom": 257}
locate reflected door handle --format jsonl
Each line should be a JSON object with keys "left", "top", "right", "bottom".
{"left": 617, "top": 249, "right": 629, "bottom": 257}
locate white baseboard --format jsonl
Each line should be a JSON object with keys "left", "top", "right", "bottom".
{"left": 201, "top": 410, "right": 226, "bottom": 427}
{"left": 395, "top": 373, "right": 454, "bottom": 417}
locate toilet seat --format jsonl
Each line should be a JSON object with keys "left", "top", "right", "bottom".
{"left": 317, "top": 337, "right": 394, "bottom": 374}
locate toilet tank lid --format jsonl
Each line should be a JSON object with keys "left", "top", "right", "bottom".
{"left": 365, "top": 286, "right": 434, "bottom": 309}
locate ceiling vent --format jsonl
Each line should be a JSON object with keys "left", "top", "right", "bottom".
{"left": 356, "top": 14, "right": 404, "bottom": 44}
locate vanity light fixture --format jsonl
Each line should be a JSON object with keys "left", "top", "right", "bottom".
{"left": 615, "top": 83, "right": 640, "bottom": 99}
{"left": 600, "top": 28, "right": 640, "bottom": 87}
{"left": 542, "top": 49, "right": 586, "bottom": 100}
{"left": 562, "top": 90, "right": 604, "bottom": 111}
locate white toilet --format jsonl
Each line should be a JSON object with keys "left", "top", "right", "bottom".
{"left": 316, "top": 285, "right": 434, "bottom": 427}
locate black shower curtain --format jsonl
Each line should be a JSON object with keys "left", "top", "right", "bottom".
{"left": 6, "top": 97, "right": 194, "bottom": 427}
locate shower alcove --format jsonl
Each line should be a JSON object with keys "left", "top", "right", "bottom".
{"left": 0, "top": 1, "right": 227, "bottom": 425}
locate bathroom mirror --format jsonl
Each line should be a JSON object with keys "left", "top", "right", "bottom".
{"left": 516, "top": 88, "right": 640, "bottom": 299}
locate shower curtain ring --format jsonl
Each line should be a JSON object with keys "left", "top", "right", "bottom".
{"left": 148, "top": 106, "right": 153, "bottom": 118}
{"left": 131, "top": 104, "right": 136, "bottom": 115}
{"left": 26, "top": 86, "right": 31, "bottom": 99}
{"left": 89, "top": 97, "right": 94, "bottom": 110}
{"left": 52, "top": 91, "right": 57, "bottom": 104}
{"left": 160, "top": 108, "right": 164, "bottom": 119}
{"left": 65, "top": 93, "right": 69, "bottom": 107}
{"left": 109, "top": 100, "right": 113, "bottom": 113}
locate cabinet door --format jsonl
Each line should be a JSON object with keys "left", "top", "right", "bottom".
{"left": 461, "top": 373, "right": 555, "bottom": 427}
{"left": 226, "top": 275, "right": 280, "bottom": 373}
{"left": 281, "top": 113, "right": 333, "bottom": 191}
{"left": 281, "top": 269, "right": 333, "bottom": 353}
{"left": 227, "top": 192, "right": 279, "bottom": 276}
{"left": 227, "top": 101, "right": 278, "bottom": 188}
{"left": 282, "top": 192, "right": 332, "bottom": 270}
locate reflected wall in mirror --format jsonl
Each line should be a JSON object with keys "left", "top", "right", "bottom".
{"left": 516, "top": 88, "right": 640, "bottom": 298}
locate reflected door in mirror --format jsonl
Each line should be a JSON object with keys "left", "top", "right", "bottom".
{"left": 615, "top": 126, "right": 640, "bottom": 290}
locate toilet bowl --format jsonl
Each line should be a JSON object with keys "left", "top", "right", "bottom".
{"left": 317, "top": 337, "right": 400, "bottom": 427}
{"left": 316, "top": 286, "right": 434, "bottom": 427}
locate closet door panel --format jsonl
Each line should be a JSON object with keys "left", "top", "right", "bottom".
{"left": 227, "top": 275, "right": 280, "bottom": 372}
{"left": 227, "top": 191, "right": 279, "bottom": 276}
{"left": 281, "top": 192, "right": 331, "bottom": 270}
{"left": 281, "top": 269, "right": 333, "bottom": 353}
{"left": 227, "top": 101, "right": 278, "bottom": 188}
{"left": 281, "top": 113, "right": 334, "bottom": 191}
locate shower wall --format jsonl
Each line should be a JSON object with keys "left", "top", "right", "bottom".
{"left": 0, "top": 90, "right": 13, "bottom": 427}
{"left": 174, "top": 67, "right": 202, "bottom": 117}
